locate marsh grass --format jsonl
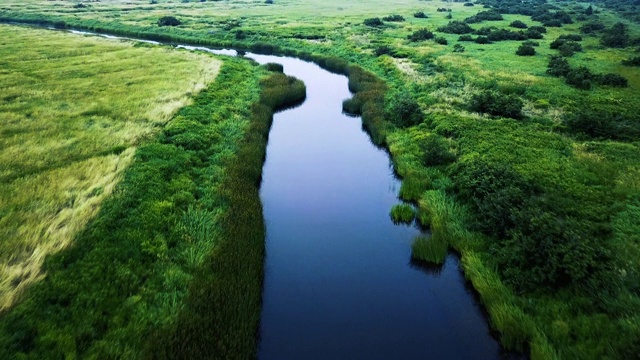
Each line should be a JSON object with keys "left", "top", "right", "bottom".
{"left": 0, "top": 24, "right": 220, "bottom": 310}
{"left": 389, "top": 204, "right": 415, "bottom": 224}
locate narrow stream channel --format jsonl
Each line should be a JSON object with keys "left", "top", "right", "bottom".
{"left": 38, "top": 27, "right": 509, "bottom": 359}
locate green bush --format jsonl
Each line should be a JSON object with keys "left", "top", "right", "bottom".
{"left": 385, "top": 90, "right": 423, "bottom": 128}
{"left": 510, "top": 20, "right": 528, "bottom": 29}
{"left": 595, "top": 73, "right": 628, "bottom": 87}
{"left": 263, "top": 62, "right": 284, "bottom": 72}
{"left": 621, "top": 56, "right": 640, "bottom": 66}
{"left": 435, "top": 36, "right": 448, "bottom": 45}
{"left": 437, "top": 21, "right": 473, "bottom": 34}
{"left": 419, "top": 135, "right": 456, "bottom": 166}
{"left": 464, "top": 10, "right": 503, "bottom": 24}
{"left": 157, "top": 16, "right": 181, "bottom": 27}
{"left": 516, "top": 44, "right": 536, "bottom": 56}
{"left": 363, "top": 17, "right": 384, "bottom": 27}
{"left": 565, "top": 66, "right": 593, "bottom": 90}
{"left": 414, "top": 11, "right": 428, "bottom": 19}
{"left": 601, "top": 22, "right": 629, "bottom": 48}
{"left": 469, "top": 90, "right": 523, "bottom": 119}
{"left": 546, "top": 55, "right": 571, "bottom": 77}
{"left": 382, "top": 14, "right": 405, "bottom": 22}
{"left": 407, "top": 28, "right": 434, "bottom": 42}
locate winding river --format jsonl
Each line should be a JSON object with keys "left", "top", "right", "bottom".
{"left": 59, "top": 29, "right": 508, "bottom": 359}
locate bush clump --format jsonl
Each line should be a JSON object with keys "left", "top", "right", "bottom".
{"left": 385, "top": 90, "right": 423, "bottom": 128}
{"left": 622, "top": 56, "right": 640, "bottom": 66}
{"left": 408, "top": 28, "right": 434, "bottom": 42}
{"left": 158, "top": 16, "right": 181, "bottom": 26}
{"left": 510, "top": 20, "right": 528, "bottom": 29}
{"left": 420, "top": 135, "right": 456, "bottom": 166}
{"left": 564, "top": 66, "right": 594, "bottom": 90}
{"left": 414, "top": 11, "right": 428, "bottom": 19}
{"left": 516, "top": 44, "right": 536, "bottom": 56}
{"left": 263, "top": 63, "right": 284, "bottom": 72}
{"left": 382, "top": 14, "right": 405, "bottom": 22}
{"left": 437, "top": 21, "right": 473, "bottom": 34}
{"left": 464, "top": 10, "right": 503, "bottom": 24}
{"left": 435, "top": 36, "right": 448, "bottom": 45}
{"left": 601, "top": 22, "right": 630, "bottom": 48}
{"left": 364, "top": 17, "right": 384, "bottom": 27}
{"left": 470, "top": 90, "right": 523, "bottom": 119}
{"left": 546, "top": 55, "right": 571, "bottom": 77}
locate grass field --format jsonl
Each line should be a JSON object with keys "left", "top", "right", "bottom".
{"left": 1, "top": 0, "right": 639, "bottom": 358}
{"left": 0, "top": 24, "right": 220, "bottom": 310}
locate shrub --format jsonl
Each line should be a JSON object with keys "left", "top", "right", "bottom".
{"left": 516, "top": 44, "right": 536, "bottom": 56}
{"left": 464, "top": 10, "right": 503, "bottom": 24}
{"left": 408, "top": 28, "right": 434, "bottom": 42}
{"left": 390, "top": 204, "right": 415, "bottom": 224}
{"left": 453, "top": 44, "right": 465, "bottom": 53}
{"left": 464, "top": 2, "right": 475, "bottom": 6}
{"left": 559, "top": 34, "right": 582, "bottom": 41}
{"left": 437, "top": 21, "right": 473, "bottom": 34}
{"left": 564, "top": 108, "right": 639, "bottom": 140}
{"left": 158, "top": 16, "right": 181, "bottom": 27}
{"left": 510, "top": 20, "right": 528, "bottom": 29}
{"left": 385, "top": 90, "right": 423, "bottom": 128}
{"left": 487, "top": 29, "right": 527, "bottom": 42}
{"left": 446, "top": 13, "right": 453, "bottom": 20}
{"left": 470, "top": 90, "right": 523, "bottom": 119}
{"left": 414, "top": 11, "right": 428, "bottom": 19}
{"left": 420, "top": 135, "right": 456, "bottom": 166}
{"left": 437, "top": 7, "right": 451, "bottom": 12}
{"left": 529, "top": 25, "right": 547, "bottom": 34}
{"left": 435, "top": 36, "right": 448, "bottom": 45}
{"left": 580, "top": 21, "right": 605, "bottom": 34}
{"left": 382, "top": 14, "right": 405, "bottom": 22}
{"left": 565, "top": 66, "right": 593, "bottom": 90}
{"left": 524, "top": 28, "right": 544, "bottom": 40}
{"left": 558, "top": 42, "right": 582, "bottom": 57}
{"left": 458, "top": 35, "right": 474, "bottom": 41}
{"left": 595, "top": 73, "right": 628, "bottom": 87}
{"left": 601, "top": 22, "right": 630, "bottom": 48}
{"left": 522, "top": 40, "right": 539, "bottom": 47}
{"left": 546, "top": 55, "right": 571, "bottom": 77}
{"left": 374, "top": 45, "right": 393, "bottom": 57}
{"left": 363, "top": 17, "right": 384, "bottom": 27}
{"left": 622, "top": 56, "right": 640, "bottom": 66}
{"left": 475, "top": 36, "right": 490, "bottom": 44}
{"left": 263, "top": 63, "right": 283, "bottom": 72}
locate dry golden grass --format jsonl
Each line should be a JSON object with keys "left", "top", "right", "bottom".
{"left": 0, "top": 24, "right": 221, "bottom": 309}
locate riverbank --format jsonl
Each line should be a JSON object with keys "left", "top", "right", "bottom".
{"left": 0, "top": 26, "right": 306, "bottom": 358}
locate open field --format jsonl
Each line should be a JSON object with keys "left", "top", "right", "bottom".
{"left": 0, "top": 24, "right": 220, "bottom": 310}
{"left": 0, "top": 0, "right": 639, "bottom": 358}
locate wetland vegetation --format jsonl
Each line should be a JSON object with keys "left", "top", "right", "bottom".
{"left": 0, "top": 0, "right": 639, "bottom": 358}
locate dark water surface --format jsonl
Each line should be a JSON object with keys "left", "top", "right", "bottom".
{"left": 244, "top": 54, "right": 504, "bottom": 360}
{"left": 49, "top": 28, "right": 507, "bottom": 359}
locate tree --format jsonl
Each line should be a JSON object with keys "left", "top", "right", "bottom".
{"left": 585, "top": 5, "right": 593, "bottom": 15}
{"left": 510, "top": 20, "right": 528, "bottom": 29}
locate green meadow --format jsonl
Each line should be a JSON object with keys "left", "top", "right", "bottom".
{"left": 0, "top": 0, "right": 639, "bottom": 358}
{"left": 0, "top": 24, "right": 220, "bottom": 310}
